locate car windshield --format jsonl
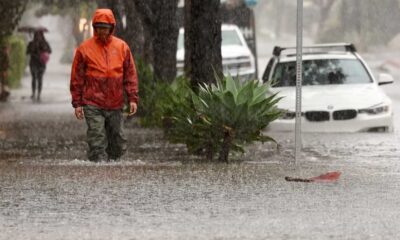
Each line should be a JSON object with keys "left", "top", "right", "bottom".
{"left": 222, "top": 30, "right": 243, "bottom": 46}
{"left": 177, "top": 29, "right": 243, "bottom": 50}
{"left": 271, "top": 59, "right": 373, "bottom": 87}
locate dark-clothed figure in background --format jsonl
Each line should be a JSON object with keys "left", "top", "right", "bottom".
{"left": 70, "top": 9, "right": 139, "bottom": 162}
{"left": 26, "top": 31, "right": 51, "bottom": 101}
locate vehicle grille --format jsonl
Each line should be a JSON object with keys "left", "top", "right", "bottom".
{"left": 223, "top": 57, "right": 252, "bottom": 71}
{"left": 223, "top": 62, "right": 251, "bottom": 71}
{"left": 305, "top": 111, "right": 330, "bottom": 122}
{"left": 333, "top": 109, "right": 357, "bottom": 120}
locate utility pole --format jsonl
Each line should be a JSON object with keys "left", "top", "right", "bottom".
{"left": 295, "top": 0, "right": 303, "bottom": 163}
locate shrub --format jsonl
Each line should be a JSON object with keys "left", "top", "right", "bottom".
{"left": 136, "top": 58, "right": 192, "bottom": 128}
{"left": 162, "top": 75, "right": 282, "bottom": 162}
{"left": 135, "top": 58, "right": 154, "bottom": 119}
{"left": 7, "top": 35, "right": 26, "bottom": 88}
{"left": 135, "top": 58, "right": 170, "bottom": 127}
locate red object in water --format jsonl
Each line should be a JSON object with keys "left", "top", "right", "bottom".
{"left": 311, "top": 171, "right": 341, "bottom": 182}
{"left": 285, "top": 171, "right": 341, "bottom": 183}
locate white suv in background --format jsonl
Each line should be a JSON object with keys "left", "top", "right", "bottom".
{"left": 176, "top": 24, "right": 256, "bottom": 81}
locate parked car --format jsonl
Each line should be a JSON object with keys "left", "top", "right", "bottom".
{"left": 262, "top": 43, "right": 394, "bottom": 132}
{"left": 176, "top": 24, "right": 256, "bottom": 81}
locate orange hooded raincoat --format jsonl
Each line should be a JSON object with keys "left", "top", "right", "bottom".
{"left": 70, "top": 9, "right": 138, "bottom": 110}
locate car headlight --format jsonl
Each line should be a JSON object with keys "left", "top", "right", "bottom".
{"left": 358, "top": 105, "right": 389, "bottom": 115}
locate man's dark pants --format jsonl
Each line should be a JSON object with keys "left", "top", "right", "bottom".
{"left": 83, "top": 105, "right": 127, "bottom": 161}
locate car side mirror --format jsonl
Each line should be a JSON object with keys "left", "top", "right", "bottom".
{"left": 378, "top": 73, "right": 394, "bottom": 85}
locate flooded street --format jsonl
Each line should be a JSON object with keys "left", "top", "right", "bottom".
{"left": 2, "top": 160, "right": 400, "bottom": 240}
{"left": 1, "top": 15, "right": 400, "bottom": 239}
{"left": 1, "top": 71, "right": 400, "bottom": 239}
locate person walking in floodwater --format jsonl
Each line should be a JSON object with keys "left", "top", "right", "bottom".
{"left": 26, "top": 30, "right": 51, "bottom": 101}
{"left": 70, "top": 9, "right": 139, "bottom": 162}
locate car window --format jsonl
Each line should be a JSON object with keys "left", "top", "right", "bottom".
{"left": 271, "top": 59, "right": 373, "bottom": 87}
{"left": 222, "top": 30, "right": 243, "bottom": 46}
{"left": 177, "top": 29, "right": 243, "bottom": 50}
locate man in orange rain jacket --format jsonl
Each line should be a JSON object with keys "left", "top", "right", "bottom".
{"left": 70, "top": 9, "right": 139, "bottom": 162}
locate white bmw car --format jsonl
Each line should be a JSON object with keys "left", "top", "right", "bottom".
{"left": 262, "top": 43, "right": 394, "bottom": 132}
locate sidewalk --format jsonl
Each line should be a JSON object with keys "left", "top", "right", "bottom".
{"left": 10, "top": 62, "right": 71, "bottom": 101}
{"left": 0, "top": 64, "right": 72, "bottom": 122}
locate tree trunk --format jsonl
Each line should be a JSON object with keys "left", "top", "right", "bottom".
{"left": 218, "top": 128, "right": 234, "bottom": 163}
{"left": 123, "top": 0, "right": 145, "bottom": 57}
{"left": 184, "top": 0, "right": 222, "bottom": 89}
{"left": 133, "top": 0, "right": 156, "bottom": 66}
{"left": 152, "top": 0, "right": 179, "bottom": 82}
{"left": 133, "top": 0, "right": 179, "bottom": 82}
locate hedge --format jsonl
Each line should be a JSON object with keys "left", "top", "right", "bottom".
{"left": 7, "top": 35, "right": 27, "bottom": 88}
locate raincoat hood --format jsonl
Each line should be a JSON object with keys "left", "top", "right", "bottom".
{"left": 92, "top": 9, "right": 116, "bottom": 26}
{"left": 92, "top": 9, "right": 116, "bottom": 36}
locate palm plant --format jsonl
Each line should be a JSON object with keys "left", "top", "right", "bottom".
{"left": 163, "top": 75, "right": 282, "bottom": 162}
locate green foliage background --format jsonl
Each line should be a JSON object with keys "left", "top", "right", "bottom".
{"left": 136, "top": 58, "right": 168, "bottom": 127}
{"left": 7, "top": 35, "right": 26, "bottom": 88}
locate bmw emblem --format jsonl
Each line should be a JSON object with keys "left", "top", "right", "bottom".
{"left": 327, "top": 105, "right": 334, "bottom": 110}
